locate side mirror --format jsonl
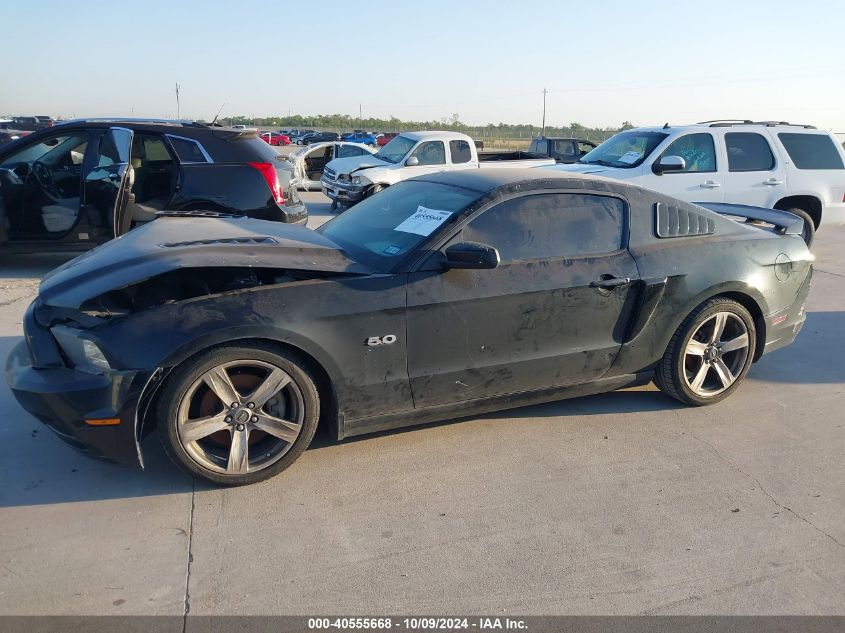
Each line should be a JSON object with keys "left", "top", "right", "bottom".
{"left": 405, "top": 156, "right": 419, "bottom": 167}
{"left": 652, "top": 155, "right": 686, "bottom": 175}
{"left": 443, "top": 242, "right": 500, "bottom": 270}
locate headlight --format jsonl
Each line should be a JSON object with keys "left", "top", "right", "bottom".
{"left": 338, "top": 174, "right": 351, "bottom": 183}
{"left": 352, "top": 176, "right": 361, "bottom": 186}
{"left": 51, "top": 326, "right": 112, "bottom": 373}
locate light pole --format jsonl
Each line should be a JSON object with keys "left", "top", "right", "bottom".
{"left": 541, "top": 88, "right": 547, "bottom": 137}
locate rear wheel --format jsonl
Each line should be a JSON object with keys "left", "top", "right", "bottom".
{"left": 783, "top": 207, "right": 815, "bottom": 247}
{"left": 655, "top": 298, "right": 756, "bottom": 406}
{"left": 158, "top": 343, "right": 320, "bottom": 486}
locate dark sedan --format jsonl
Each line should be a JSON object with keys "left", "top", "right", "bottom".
{"left": 0, "top": 118, "right": 306, "bottom": 251}
{"left": 7, "top": 170, "right": 812, "bottom": 485}
{"left": 301, "top": 131, "right": 340, "bottom": 145}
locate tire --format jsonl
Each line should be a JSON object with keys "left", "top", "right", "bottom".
{"left": 368, "top": 184, "right": 385, "bottom": 197}
{"left": 330, "top": 199, "right": 338, "bottom": 211}
{"left": 157, "top": 342, "right": 320, "bottom": 486}
{"left": 654, "top": 297, "right": 756, "bottom": 406}
{"left": 783, "top": 207, "right": 815, "bottom": 247}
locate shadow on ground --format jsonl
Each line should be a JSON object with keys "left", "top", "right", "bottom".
{"left": 0, "top": 310, "right": 839, "bottom": 508}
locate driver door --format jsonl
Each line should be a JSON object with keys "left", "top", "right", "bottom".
{"left": 83, "top": 127, "right": 134, "bottom": 238}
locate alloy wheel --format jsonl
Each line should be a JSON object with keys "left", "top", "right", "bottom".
{"left": 683, "top": 312, "right": 750, "bottom": 397}
{"left": 176, "top": 360, "right": 305, "bottom": 475}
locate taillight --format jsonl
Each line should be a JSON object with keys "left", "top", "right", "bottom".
{"left": 248, "top": 161, "right": 285, "bottom": 205}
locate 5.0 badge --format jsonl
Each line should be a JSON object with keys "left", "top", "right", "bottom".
{"left": 365, "top": 335, "right": 397, "bottom": 346}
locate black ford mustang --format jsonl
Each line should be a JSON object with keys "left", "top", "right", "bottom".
{"left": 7, "top": 170, "right": 812, "bottom": 485}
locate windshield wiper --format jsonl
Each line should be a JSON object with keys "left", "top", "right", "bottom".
{"left": 579, "top": 159, "right": 619, "bottom": 168}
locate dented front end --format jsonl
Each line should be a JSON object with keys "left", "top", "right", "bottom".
{"left": 6, "top": 216, "right": 372, "bottom": 467}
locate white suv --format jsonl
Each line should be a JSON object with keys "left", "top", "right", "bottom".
{"left": 550, "top": 120, "right": 845, "bottom": 245}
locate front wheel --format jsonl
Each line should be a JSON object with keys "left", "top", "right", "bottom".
{"left": 654, "top": 298, "right": 756, "bottom": 406}
{"left": 158, "top": 343, "right": 320, "bottom": 486}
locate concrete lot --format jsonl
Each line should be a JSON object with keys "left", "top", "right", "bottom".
{"left": 0, "top": 191, "right": 843, "bottom": 615}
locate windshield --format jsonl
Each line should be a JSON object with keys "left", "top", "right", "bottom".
{"left": 375, "top": 135, "right": 416, "bottom": 164}
{"left": 318, "top": 180, "right": 478, "bottom": 271}
{"left": 579, "top": 131, "right": 668, "bottom": 168}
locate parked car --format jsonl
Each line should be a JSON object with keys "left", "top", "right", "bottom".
{"left": 287, "top": 141, "right": 376, "bottom": 190}
{"left": 6, "top": 169, "right": 812, "bottom": 485}
{"left": 300, "top": 131, "right": 339, "bottom": 145}
{"left": 376, "top": 132, "right": 398, "bottom": 147}
{"left": 549, "top": 121, "right": 845, "bottom": 245}
{"left": 0, "top": 118, "right": 306, "bottom": 251}
{"left": 259, "top": 131, "right": 291, "bottom": 146}
{"left": 4, "top": 116, "right": 51, "bottom": 132}
{"left": 0, "top": 129, "right": 31, "bottom": 146}
{"left": 291, "top": 130, "right": 317, "bottom": 144}
{"left": 529, "top": 136, "right": 597, "bottom": 163}
{"left": 321, "top": 131, "right": 555, "bottom": 209}
{"left": 340, "top": 131, "right": 377, "bottom": 146}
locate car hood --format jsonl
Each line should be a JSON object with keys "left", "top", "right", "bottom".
{"left": 39, "top": 216, "right": 369, "bottom": 309}
{"left": 326, "top": 154, "right": 389, "bottom": 176}
{"left": 544, "top": 162, "right": 611, "bottom": 175}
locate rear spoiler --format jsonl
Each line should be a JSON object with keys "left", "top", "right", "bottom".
{"left": 696, "top": 202, "right": 804, "bottom": 235}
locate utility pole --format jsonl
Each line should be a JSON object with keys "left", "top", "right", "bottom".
{"left": 541, "top": 88, "right": 547, "bottom": 137}
{"left": 175, "top": 83, "right": 181, "bottom": 120}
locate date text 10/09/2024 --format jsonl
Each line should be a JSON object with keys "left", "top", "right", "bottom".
{"left": 308, "top": 617, "right": 528, "bottom": 630}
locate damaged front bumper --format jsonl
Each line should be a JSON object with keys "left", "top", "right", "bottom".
{"left": 321, "top": 177, "right": 367, "bottom": 206}
{"left": 5, "top": 340, "right": 151, "bottom": 468}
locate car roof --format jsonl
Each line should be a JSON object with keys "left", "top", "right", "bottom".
{"left": 535, "top": 137, "right": 593, "bottom": 142}
{"left": 398, "top": 130, "right": 468, "bottom": 142}
{"left": 625, "top": 122, "right": 824, "bottom": 134}
{"left": 413, "top": 167, "right": 625, "bottom": 194}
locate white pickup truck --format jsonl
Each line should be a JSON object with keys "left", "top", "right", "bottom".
{"left": 321, "top": 131, "right": 554, "bottom": 209}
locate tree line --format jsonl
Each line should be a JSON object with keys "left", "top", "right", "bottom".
{"left": 216, "top": 113, "right": 635, "bottom": 142}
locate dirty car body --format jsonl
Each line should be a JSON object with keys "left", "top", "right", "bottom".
{"left": 7, "top": 170, "right": 812, "bottom": 483}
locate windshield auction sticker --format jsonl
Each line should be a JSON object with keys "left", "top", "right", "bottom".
{"left": 617, "top": 150, "right": 643, "bottom": 164}
{"left": 395, "top": 206, "right": 453, "bottom": 236}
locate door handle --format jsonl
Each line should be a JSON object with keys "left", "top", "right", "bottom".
{"left": 764, "top": 178, "right": 783, "bottom": 186}
{"left": 108, "top": 173, "right": 122, "bottom": 182}
{"left": 590, "top": 276, "right": 631, "bottom": 289}
{"left": 700, "top": 180, "right": 721, "bottom": 189}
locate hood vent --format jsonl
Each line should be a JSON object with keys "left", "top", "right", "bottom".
{"left": 160, "top": 237, "right": 278, "bottom": 248}
{"left": 655, "top": 202, "right": 715, "bottom": 238}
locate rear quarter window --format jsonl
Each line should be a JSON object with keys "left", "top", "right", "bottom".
{"left": 778, "top": 133, "right": 845, "bottom": 170}
{"left": 167, "top": 136, "right": 211, "bottom": 163}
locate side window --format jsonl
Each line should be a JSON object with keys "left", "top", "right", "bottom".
{"left": 725, "top": 132, "right": 775, "bottom": 172}
{"left": 777, "top": 133, "right": 845, "bottom": 170}
{"left": 450, "top": 140, "right": 472, "bottom": 164}
{"left": 96, "top": 129, "right": 131, "bottom": 168}
{"left": 660, "top": 133, "right": 716, "bottom": 172}
{"left": 337, "top": 145, "right": 364, "bottom": 158}
{"left": 464, "top": 193, "right": 624, "bottom": 261}
{"left": 577, "top": 142, "right": 594, "bottom": 155}
{"left": 167, "top": 136, "right": 211, "bottom": 163}
{"left": 140, "top": 136, "right": 173, "bottom": 162}
{"left": 551, "top": 140, "right": 578, "bottom": 158}
{"left": 410, "top": 141, "right": 446, "bottom": 166}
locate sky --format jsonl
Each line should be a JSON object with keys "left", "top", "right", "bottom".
{"left": 2, "top": 0, "right": 844, "bottom": 131}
